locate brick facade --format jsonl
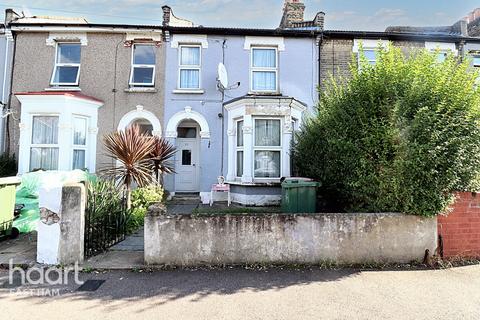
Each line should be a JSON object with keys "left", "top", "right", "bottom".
{"left": 438, "top": 192, "right": 480, "bottom": 258}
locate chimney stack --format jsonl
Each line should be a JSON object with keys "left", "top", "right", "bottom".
{"left": 279, "top": 0, "right": 305, "bottom": 28}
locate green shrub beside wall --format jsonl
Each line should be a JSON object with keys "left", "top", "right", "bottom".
{"left": 294, "top": 45, "right": 480, "bottom": 216}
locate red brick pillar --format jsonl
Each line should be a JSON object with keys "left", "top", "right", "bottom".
{"left": 438, "top": 192, "right": 480, "bottom": 258}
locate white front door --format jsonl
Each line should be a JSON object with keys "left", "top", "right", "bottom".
{"left": 175, "top": 138, "right": 199, "bottom": 192}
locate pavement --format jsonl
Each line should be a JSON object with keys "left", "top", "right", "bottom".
{"left": 0, "top": 232, "right": 37, "bottom": 266}
{"left": 0, "top": 264, "right": 479, "bottom": 319}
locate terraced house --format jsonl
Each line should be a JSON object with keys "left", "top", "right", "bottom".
{"left": 3, "top": 1, "right": 480, "bottom": 205}
{"left": 6, "top": 9, "right": 165, "bottom": 174}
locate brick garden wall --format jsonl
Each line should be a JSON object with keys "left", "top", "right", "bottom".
{"left": 438, "top": 192, "right": 480, "bottom": 258}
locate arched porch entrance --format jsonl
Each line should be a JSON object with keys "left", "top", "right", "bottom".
{"left": 165, "top": 107, "right": 210, "bottom": 193}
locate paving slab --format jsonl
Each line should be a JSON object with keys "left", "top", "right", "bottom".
{"left": 110, "top": 227, "right": 144, "bottom": 251}
{"left": 83, "top": 251, "right": 144, "bottom": 270}
{"left": 0, "top": 232, "right": 37, "bottom": 266}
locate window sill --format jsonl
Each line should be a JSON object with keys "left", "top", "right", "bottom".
{"left": 173, "top": 89, "right": 205, "bottom": 94}
{"left": 45, "top": 87, "right": 81, "bottom": 92}
{"left": 248, "top": 91, "right": 281, "bottom": 96}
{"left": 227, "top": 180, "right": 281, "bottom": 187}
{"left": 124, "top": 88, "right": 158, "bottom": 93}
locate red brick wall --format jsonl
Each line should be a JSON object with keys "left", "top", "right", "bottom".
{"left": 438, "top": 192, "right": 480, "bottom": 258}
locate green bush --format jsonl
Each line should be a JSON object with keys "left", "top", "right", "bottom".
{"left": 87, "top": 179, "right": 125, "bottom": 219}
{"left": 128, "top": 185, "right": 164, "bottom": 233}
{"left": 294, "top": 44, "right": 480, "bottom": 216}
{"left": 0, "top": 153, "right": 17, "bottom": 178}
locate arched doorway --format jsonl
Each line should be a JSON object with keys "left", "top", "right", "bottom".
{"left": 117, "top": 105, "right": 162, "bottom": 137}
{"left": 165, "top": 107, "right": 210, "bottom": 193}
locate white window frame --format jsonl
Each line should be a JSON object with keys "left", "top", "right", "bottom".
{"left": 178, "top": 44, "right": 202, "bottom": 90}
{"left": 235, "top": 119, "right": 244, "bottom": 178}
{"left": 72, "top": 115, "right": 88, "bottom": 170}
{"left": 50, "top": 42, "right": 81, "bottom": 86}
{"left": 129, "top": 43, "right": 156, "bottom": 87}
{"left": 250, "top": 46, "right": 279, "bottom": 93}
{"left": 473, "top": 53, "right": 480, "bottom": 67}
{"left": 358, "top": 48, "right": 377, "bottom": 66}
{"left": 252, "top": 117, "right": 282, "bottom": 179}
{"left": 29, "top": 114, "right": 60, "bottom": 171}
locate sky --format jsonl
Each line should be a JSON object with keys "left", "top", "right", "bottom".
{"left": 1, "top": 0, "right": 479, "bottom": 31}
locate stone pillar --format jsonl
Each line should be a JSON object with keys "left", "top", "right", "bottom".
{"left": 144, "top": 203, "right": 168, "bottom": 265}
{"left": 37, "top": 182, "right": 85, "bottom": 265}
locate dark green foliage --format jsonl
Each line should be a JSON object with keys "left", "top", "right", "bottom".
{"left": 294, "top": 45, "right": 480, "bottom": 216}
{"left": 0, "top": 153, "right": 17, "bottom": 178}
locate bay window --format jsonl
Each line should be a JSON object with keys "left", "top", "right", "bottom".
{"left": 251, "top": 47, "right": 278, "bottom": 92}
{"left": 130, "top": 44, "right": 156, "bottom": 86}
{"left": 51, "top": 43, "right": 81, "bottom": 86}
{"left": 30, "top": 116, "right": 59, "bottom": 171}
{"left": 236, "top": 120, "right": 244, "bottom": 177}
{"left": 179, "top": 45, "right": 201, "bottom": 89}
{"left": 72, "top": 116, "right": 87, "bottom": 170}
{"left": 253, "top": 119, "right": 281, "bottom": 178}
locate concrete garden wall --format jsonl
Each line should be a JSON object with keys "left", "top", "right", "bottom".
{"left": 145, "top": 206, "right": 437, "bottom": 266}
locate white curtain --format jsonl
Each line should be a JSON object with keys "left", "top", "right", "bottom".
{"left": 254, "top": 151, "right": 280, "bottom": 178}
{"left": 252, "top": 49, "right": 276, "bottom": 68}
{"left": 237, "top": 120, "right": 244, "bottom": 147}
{"left": 73, "top": 117, "right": 86, "bottom": 145}
{"left": 236, "top": 151, "right": 244, "bottom": 177}
{"left": 181, "top": 47, "right": 200, "bottom": 65}
{"left": 30, "top": 116, "right": 59, "bottom": 171}
{"left": 72, "top": 150, "right": 86, "bottom": 170}
{"left": 255, "top": 119, "right": 281, "bottom": 146}
{"left": 180, "top": 69, "right": 200, "bottom": 88}
{"left": 32, "top": 116, "right": 58, "bottom": 144}
{"left": 252, "top": 71, "right": 276, "bottom": 91}
{"left": 30, "top": 148, "right": 59, "bottom": 171}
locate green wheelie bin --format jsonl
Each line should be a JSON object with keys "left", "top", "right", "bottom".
{"left": 281, "top": 178, "right": 320, "bottom": 214}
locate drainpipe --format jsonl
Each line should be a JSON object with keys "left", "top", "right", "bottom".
{"left": 220, "top": 39, "right": 226, "bottom": 176}
{"left": 0, "top": 28, "right": 10, "bottom": 153}
{"left": 317, "top": 33, "right": 323, "bottom": 100}
{"left": 5, "top": 31, "right": 16, "bottom": 155}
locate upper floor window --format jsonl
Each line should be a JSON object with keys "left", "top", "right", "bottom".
{"left": 51, "top": 43, "right": 81, "bottom": 86}
{"left": 472, "top": 54, "right": 480, "bottom": 68}
{"left": 130, "top": 44, "right": 156, "bottom": 87}
{"left": 360, "top": 49, "right": 377, "bottom": 66}
{"left": 251, "top": 47, "right": 278, "bottom": 92}
{"left": 179, "top": 45, "right": 201, "bottom": 89}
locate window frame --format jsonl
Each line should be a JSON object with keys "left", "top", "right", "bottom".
{"left": 250, "top": 46, "right": 279, "bottom": 93}
{"left": 50, "top": 42, "right": 81, "bottom": 87}
{"left": 235, "top": 119, "right": 244, "bottom": 178}
{"left": 129, "top": 43, "right": 156, "bottom": 87}
{"left": 29, "top": 114, "right": 60, "bottom": 171}
{"left": 358, "top": 48, "right": 377, "bottom": 66}
{"left": 252, "top": 117, "right": 282, "bottom": 179}
{"left": 178, "top": 44, "right": 202, "bottom": 90}
{"left": 72, "top": 115, "right": 88, "bottom": 170}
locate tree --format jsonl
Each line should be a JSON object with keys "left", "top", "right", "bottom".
{"left": 101, "top": 125, "right": 156, "bottom": 209}
{"left": 150, "top": 136, "right": 176, "bottom": 185}
{"left": 293, "top": 44, "right": 480, "bottom": 216}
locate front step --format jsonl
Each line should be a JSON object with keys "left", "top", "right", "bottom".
{"left": 170, "top": 193, "right": 201, "bottom": 205}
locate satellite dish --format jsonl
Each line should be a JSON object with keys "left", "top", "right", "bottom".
{"left": 218, "top": 63, "right": 229, "bottom": 89}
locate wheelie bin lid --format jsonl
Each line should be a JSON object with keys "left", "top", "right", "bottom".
{"left": 281, "top": 177, "right": 320, "bottom": 188}
{"left": 0, "top": 177, "right": 21, "bottom": 187}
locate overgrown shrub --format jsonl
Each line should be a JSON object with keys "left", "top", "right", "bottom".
{"left": 128, "top": 185, "right": 164, "bottom": 233}
{"left": 294, "top": 45, "right": 480, "bottom": 216}
{"left": 0, "top": 153, "right": 17, "bottom": 177}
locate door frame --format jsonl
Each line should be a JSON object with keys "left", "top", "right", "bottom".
{"left": 175, "top": 124, "right": 201, "bottom": 193}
